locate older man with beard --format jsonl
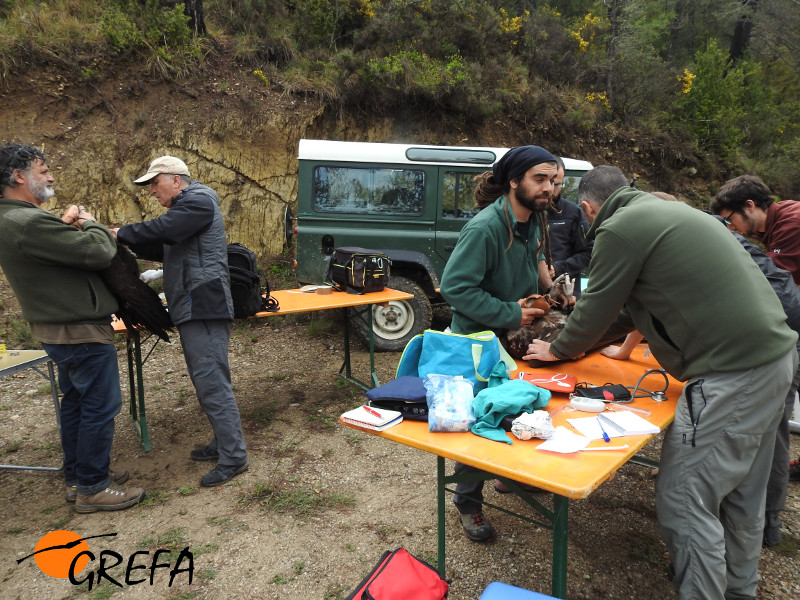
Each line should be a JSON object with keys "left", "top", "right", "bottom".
{"left": 439, "top": 145, "right": 556, "bottom": 542}
{"left": 0, "top": 143, "right": 144, "bottom": 513}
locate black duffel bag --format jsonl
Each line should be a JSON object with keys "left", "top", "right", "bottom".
{"left": 326, "top": 246, "right": 390, "bottom": 294}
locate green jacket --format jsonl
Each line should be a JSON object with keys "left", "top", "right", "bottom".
{"left": 0, "top": 198, "right": 118, "bottom": 325}
{"left": 441, "top": 196, "right": 544, "bottom": 335}
{"left": 550, "top": 188, "right": 797, "bottom": 381}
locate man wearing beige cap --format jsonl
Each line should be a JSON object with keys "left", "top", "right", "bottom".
{"left": 113, "top": 156, "right": 248, "bottom": 487}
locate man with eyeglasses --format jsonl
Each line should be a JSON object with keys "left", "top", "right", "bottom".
{"left": 711, "top": 174, "right": 800, "bottom": 284}
{"left": 712, "top": 174, "right": 800, "bottom": 528}
{"left": 543, "top": 156, "right": 592, "bottom": 298}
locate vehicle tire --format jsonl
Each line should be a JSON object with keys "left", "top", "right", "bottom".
{"left": 353, "top": 275, "right": 432, "bottom": 352}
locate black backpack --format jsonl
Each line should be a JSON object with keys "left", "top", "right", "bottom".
{"left": 227, "top": 243, "right": 279, "bottom": 317}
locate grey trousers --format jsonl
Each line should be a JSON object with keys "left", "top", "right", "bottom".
{"left": 765, "top": 342, "right": 800, "bottom": 537}
{"left": 655, "top": 349, "right": 797, "bottom": 600}
{"left": 178, "top": 319, "right": 247, "bottom": 466}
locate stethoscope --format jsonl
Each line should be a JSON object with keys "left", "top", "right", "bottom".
{"left": 627, "top": 368, "right": 670, "bottom": 402}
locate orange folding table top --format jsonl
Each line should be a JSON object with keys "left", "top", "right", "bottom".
{"left": 341, "top": 344, "right": 680, "bottom": 499}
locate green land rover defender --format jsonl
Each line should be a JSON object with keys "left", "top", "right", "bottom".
{"left": 292, "top": 139, "right": 593, "bottom": 351}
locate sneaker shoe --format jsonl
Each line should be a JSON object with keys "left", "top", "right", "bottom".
{"left": 790, "top": 458, "right": 800, "bottom": 482}
{"left": 75, "top": 486, "right": 145, "bottom": 513}
{"left": 494, "top": 480, "right": 545, "bottom": 494}
{"left": 459, "top": 509, "right": 495, "bottom": 542}
{"left": 65, "top": 469, "right": 130, "bottom": 502}
{"left": 200, "top": 462, "right": 248, "bottom": 487}
{"left": 190, "top": 445, "right": 219, "bottom": 462}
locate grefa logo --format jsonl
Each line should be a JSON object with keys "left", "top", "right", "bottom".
{"left": 17, "top": 530, "right": 193, "bottom": 590}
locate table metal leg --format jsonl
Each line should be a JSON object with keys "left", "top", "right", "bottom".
{"left": 552, "top": 494, "right": 569, "bottom": 598}
{"left": 126, "top": 331, "right": 151, "bottom": 452}
{"left": 337, "top": 305, "right": 380, "bottom": 390}
{"left": 437, "top": 456, "right": 446, "bottom": 577}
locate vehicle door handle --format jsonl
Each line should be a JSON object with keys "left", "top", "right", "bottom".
{"left": 444, "top": 245, "right": 454, "bottom": 252}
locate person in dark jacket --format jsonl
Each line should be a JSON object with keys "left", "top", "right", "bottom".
{"left": 0, "top": 143, "right": 144, "bottom": 512}
{"left": 544, "top": 156, "right": 592, "bottom": 297}
{"left": 114, "top": 156, "right": 248, "bottom": 488}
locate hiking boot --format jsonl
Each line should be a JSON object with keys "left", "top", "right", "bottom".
{"left": 790, "top": 458, "right": 800, "bottom": 482}
{"left": 75, "top": 486, "right": 145, "bottom": 513}
{"left": 200, "top": 462, "right": 248, "bottom": 487}
{"left": 190, "top": 445, "right": 219, "bottom": 462}
{"left": 65, "top": 469, "right": 130, "bottom": 502}
{"left": 494, "top": 480, "right": 545, "bottom": 494}
{"left": 459, "top": 509, "right": 495, "bottom": 542}
{"left": 763, "top": 511, "right": 782, "bottom": 547}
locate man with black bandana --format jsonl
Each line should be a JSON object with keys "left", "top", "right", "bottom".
{"left": 439, "top": 145, "right": 556, "bottom": 542}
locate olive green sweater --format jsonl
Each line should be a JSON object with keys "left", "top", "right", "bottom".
{"left": 0, "top": 198, "right": 118, "bottom": 325}
{"left": 441, "top": 196, "right": 544, "bottom": 335}
{"left": 550, "top": 188, "right": 797, "bottom": 380}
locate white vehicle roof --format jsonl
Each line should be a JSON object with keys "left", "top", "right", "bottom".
{"left": 298, "top": 139, "right": 593, "bottom": 171}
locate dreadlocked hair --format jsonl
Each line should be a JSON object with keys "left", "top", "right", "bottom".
{"left": 474, "top": 171, "right": 504, "bottom": 210}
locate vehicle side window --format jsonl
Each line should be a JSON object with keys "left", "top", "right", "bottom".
{"left": 560, "top": 174, "right": 581, "bottom": 205}
{"left": 312, "top": 166, "right": 425, "bottom": 215}
{"left": 442, "top": 171, "right": 479, "bottom": 220}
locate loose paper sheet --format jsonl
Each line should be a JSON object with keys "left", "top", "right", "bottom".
{"left": 537, "top": 426, "right": 591, "bottom": 453}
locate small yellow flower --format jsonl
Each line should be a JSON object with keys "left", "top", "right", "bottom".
{"left": 677, "top": 69, "right": 695, "bottom": 94}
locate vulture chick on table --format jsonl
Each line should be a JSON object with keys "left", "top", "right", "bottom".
{"left": 99, "top": 243, "right": 173, "bottom": 343}
{"left": 503, "top": 274, "right": 574, "bottom": 367}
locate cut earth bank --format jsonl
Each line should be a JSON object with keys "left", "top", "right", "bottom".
{"left": 0, "top": 283, "right": 798, "bottom": 600}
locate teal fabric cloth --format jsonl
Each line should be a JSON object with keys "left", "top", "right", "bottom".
{"left": 470, "top": 379, "right": 551, "bottom": 444}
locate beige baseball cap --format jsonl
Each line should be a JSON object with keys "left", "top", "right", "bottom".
{"left": 134, "top": 156, "right": 190, "bottom": 184}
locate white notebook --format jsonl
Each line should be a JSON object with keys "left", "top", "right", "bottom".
{"left": 341, "top": 405, "right": 403, "bottom": 431}
{"left": 567, "top": 411, "right": 659, "bottom": 440}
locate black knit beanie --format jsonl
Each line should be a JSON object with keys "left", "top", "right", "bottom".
{"left": 492, "top": 145, "right": 557, "bottom": 186}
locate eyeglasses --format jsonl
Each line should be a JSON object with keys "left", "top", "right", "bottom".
{"left": 718, "top": 210, "right": 735, "bottom": 227}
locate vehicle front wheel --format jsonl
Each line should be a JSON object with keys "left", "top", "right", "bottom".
{"left": 353, "top": 276, "right": 432, "bottom": 352}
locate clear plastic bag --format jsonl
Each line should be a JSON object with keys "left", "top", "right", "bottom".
{"left": 424, "top": 374, "right": 475, "bottom": 432}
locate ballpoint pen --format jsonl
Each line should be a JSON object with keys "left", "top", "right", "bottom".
{"left": 363, "top": 405, "right": 382, "bottom": 417}
{"left": 596, "top": 415, "right": 611, "bottom": 442}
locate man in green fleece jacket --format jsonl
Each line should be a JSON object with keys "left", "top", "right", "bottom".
{"left": 440, "top": 145, "right": 554, "bottom": 542}
{"left": 0, "top": 143, "right": 144, "bottom": 513}
{"left": 525, "top": 166, "right": 798, "bottom": 600}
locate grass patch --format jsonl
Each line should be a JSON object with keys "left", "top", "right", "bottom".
{"left": 627, "top": 532, "right": 667, "bottom": 567}
{"left": 304, "top": 313, "right": 339, "bottom": 338}
{"left": 139, "top": 527, "right": 190, "bottom": 562}
{"left": 167, "top": 592, "right": 199, "bottom": 600}
{"left": 244, "top": 401, "right": 281, "bottom": 426}
{"left": 198, "top": 568, "right": 217, "bottom": 583}
{"left": 139, "top": 489, "right": 170, "bottom": 507}
{"left": 770, "top": 533, "right": 798, "bottom": 556}
{"left": 178, "top": 486, "right": 195, "bottom": 496}
{"left": 239, "top": 483, "right": 355, "bottom": 517}
{"left": 2, "top": 441, "right": 21, "bottom": 455}
{"left": 306, "top": 414, "right": 335, "bottom": 428}
{"left": 323, "top": 585, "right": 348, "bottom": 600}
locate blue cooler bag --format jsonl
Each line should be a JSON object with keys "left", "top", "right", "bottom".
{"left": 396, "top": 329, "right": 514, "bottom": 393}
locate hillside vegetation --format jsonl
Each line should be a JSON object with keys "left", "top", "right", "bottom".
{"left": 1, "top": 0, "right": 798, "bottom": 198}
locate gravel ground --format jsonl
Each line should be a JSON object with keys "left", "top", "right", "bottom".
{"left": 0, "top": 306, "right": 798, "bottom": 599}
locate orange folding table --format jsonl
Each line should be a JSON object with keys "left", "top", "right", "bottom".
{"left": 340, "top": 344, "right": 681, "bottom": 598}
{"left": 115, "top": 287, "right": 413, "bottom": 451}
